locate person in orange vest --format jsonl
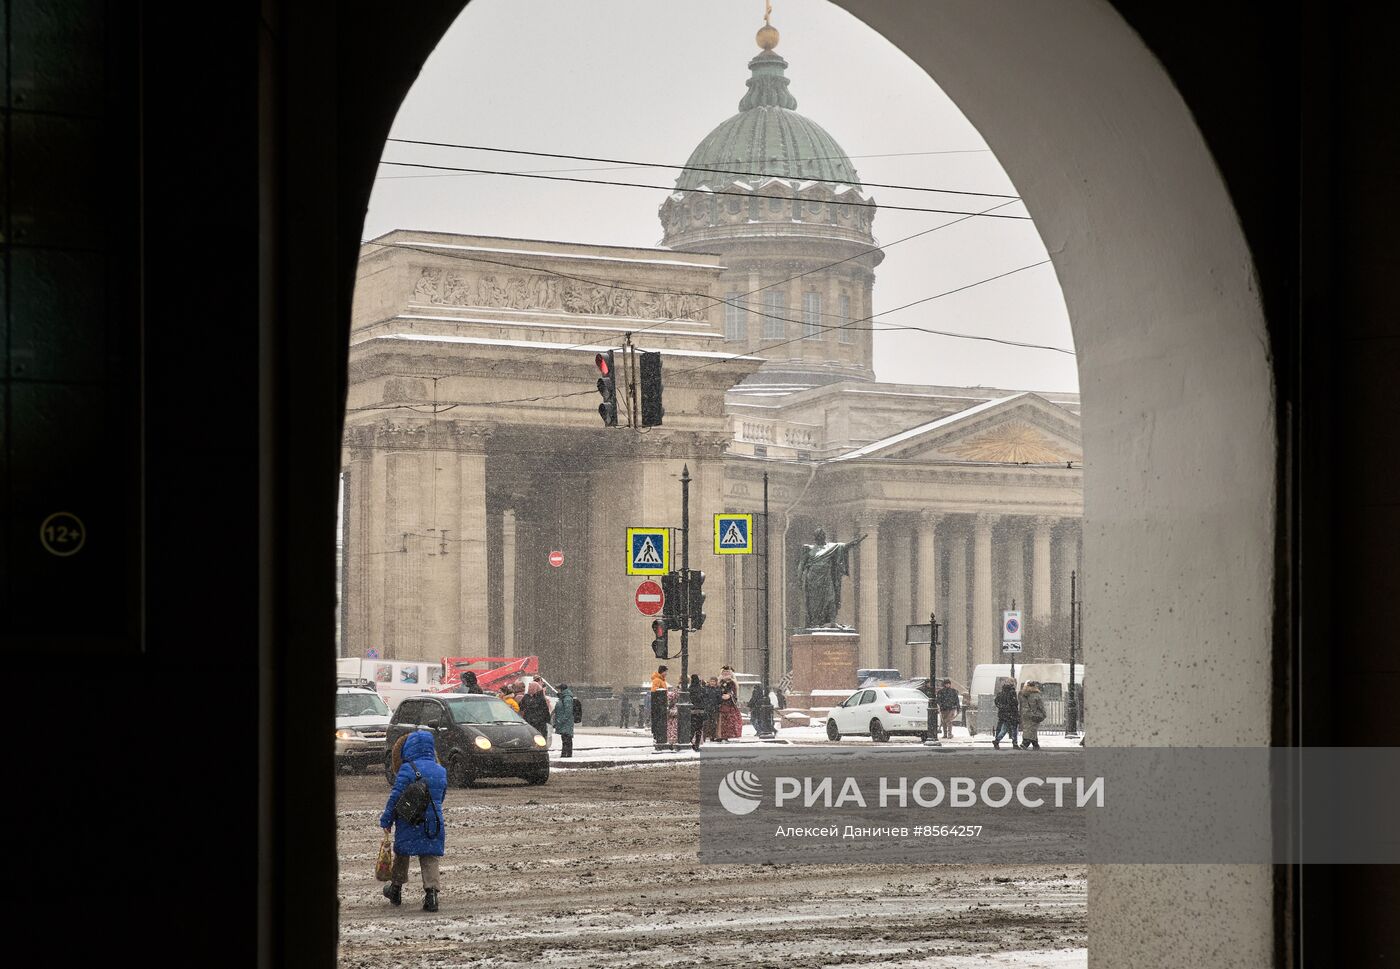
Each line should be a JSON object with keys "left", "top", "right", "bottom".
{"left": 650, "top": 665, "right": 669, "bottom": 749}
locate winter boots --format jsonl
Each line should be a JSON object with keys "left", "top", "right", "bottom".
{"left": 383, "top": 883, "right": 402, "bottom": 906}
{"left": 422, "top": 888, "right": 439, "bottom": 913}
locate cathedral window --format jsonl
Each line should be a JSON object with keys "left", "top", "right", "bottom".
{"left": 724, "top": 293, "right": 748, "bottom": 342}
{"left": 839, "top": 293, "right": 853, "bottom": 343}
{"left": 763, "top": 290, "right": 787, "bottom": 339}
{"left": 803, "top": 291, "right": 822, "bottom": 340}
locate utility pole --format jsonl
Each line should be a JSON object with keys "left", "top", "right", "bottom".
{"left": 1066, "top": 570, "right": 1080, "bottom": 737}
{"left": 676, "top": 465, "right": 692, "bottom": 745}
{"left": 756, "top": 472, "right": 775, "bottom": 738}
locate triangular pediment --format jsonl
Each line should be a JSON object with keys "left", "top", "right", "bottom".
{"left": 832, "top": 393, "right": 1082, "bottom": 465}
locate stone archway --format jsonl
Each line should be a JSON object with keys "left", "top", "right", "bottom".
{"left": 344, "top": 1, "right": 1278, "bottom": 964}
{"left": 834, "top": 2, "right": 1276, "bottom": 966}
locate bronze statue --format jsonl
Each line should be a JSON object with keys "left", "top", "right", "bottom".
{"left": 797, "top": 527, "right": 867, "bottom": 629}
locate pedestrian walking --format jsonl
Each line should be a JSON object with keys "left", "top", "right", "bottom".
{"left": 1018, "top": 681, "right": 1046, "bottom": 750}
{"left": 619, "top": 693, "right": 633, "bottom": 729}
{"left": 553, "top": 683, "right": 576, "bottom": 758}
{"left": 704, "top": 676, "right": 721, "bottom": 740}
{"left": 718, "top": 672, "right": 743, "bottom": 741}
{"left": 455, "top": 670, "right": 482, "bottom": 695}
{"left": 650, "top": 665, "right": 669, "bottom": 748}
{"left": 519, "top": 680, "right": 550, "bottom": 740}
{"left": 380, "top": 730, "right": 448, "bottom": 912}
{"left": 935, "top": 678, "right": 960, "bottom": 739}
{"left": 992, "top": 681, "right": 1021, "bottom": 750}
{"left": 688, "top": 674, "right": 708, "bottom": 750}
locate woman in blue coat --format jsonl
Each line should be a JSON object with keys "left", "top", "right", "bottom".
{"left": 379, "top": 730, "right": 449, "bottom": 911}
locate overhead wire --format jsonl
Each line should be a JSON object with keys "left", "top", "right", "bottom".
{"left": 374, "top": 160, "right": 1031, "bottom": 219}
{"left": 382, "top": 138, "right": 1018, "bottom": 199}
{"left": 349, "top": 203, "right": 1013, "bottom": 402}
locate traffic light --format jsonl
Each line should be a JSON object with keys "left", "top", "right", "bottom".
{"left": 685, "top": 568, "right": 706, "bottom": 631}
{"left": 595, "top": 350, "right": 618, "bottom": 426}
{"left": 639, "top": 350, "right": 663, "bottom": 427}
{"left": 650, "top": 618, "right": 668, "bottom": 659}
{"left": 660, "top": 570, "right": 683, "bottom": 631}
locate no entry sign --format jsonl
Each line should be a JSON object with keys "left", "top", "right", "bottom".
{"left": 548, "top": 550, "right": 565, "bottom": 568}
{"left": 635, "top": 579, "right": 664, "bottom": 616}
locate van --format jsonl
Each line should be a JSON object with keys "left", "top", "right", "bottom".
{"left": 338, "top": 658, "right": 446, "bottom": 711}
{"left": 967, "top": 662, "right": 1087, "bottom": 735}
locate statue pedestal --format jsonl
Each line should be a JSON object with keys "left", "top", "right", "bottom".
{"left": 789, "top": 629, "right": 860, "bottom": 693}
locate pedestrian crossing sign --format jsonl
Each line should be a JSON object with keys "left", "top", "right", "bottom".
{"left": 713, "top": 513, "right": 754, "bottom": 555}
{"left": 626, "top": 527, "right": 670, "bottom": 575}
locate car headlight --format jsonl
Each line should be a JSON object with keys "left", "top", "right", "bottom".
{"left": 473, "top": 736, "right": 492, "bottom": 750}
{"left": 335, "top": 729, "right": 357, "bottom": 740}
{"left": 532, "top": 734, "right": 548, "bottom": 747}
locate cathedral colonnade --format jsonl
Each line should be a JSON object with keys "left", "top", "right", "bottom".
{"left": 779, "top": 508, "right": 1082, "bottom": 688}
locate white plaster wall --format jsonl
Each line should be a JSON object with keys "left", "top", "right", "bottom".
{"left": 835, "top": 1, "right": 1277, "bottom": 965}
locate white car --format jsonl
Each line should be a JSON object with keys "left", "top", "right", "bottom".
{"left": 825, "top": 686, "right": 932, "bottom": 742}
{"left": 335, "top": 687, "right": 392, "bottom": 772}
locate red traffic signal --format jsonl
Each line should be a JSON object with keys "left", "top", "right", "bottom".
{"left": 595, "top": 352, "right": 612, "bottom": 377}
{"left": 651, "top": 618, "right": 666, "bottom": 638}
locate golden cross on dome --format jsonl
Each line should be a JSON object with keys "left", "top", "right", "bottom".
{"left": 764, "top": 1, "right": 773, "bottom": 26}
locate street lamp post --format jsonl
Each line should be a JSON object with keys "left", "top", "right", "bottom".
{"left": 676, "top": 465, "right": 692, "bottom": 748}
{"left": 923, "top": 613, "right": 941, "bottom": 747}
{"left": 755, "top": 472, "right": 775, "bottom": 739}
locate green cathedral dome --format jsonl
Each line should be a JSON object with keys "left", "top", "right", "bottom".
{"left": 674, "top": 50, "right": 862, "bottom": 193}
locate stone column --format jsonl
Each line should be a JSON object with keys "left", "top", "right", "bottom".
{"left": 889, "top": 522, "right": 913, "bottom": 672}
{"left": 1003, "top": 518, "right": 1025, "bottom": 611}
{"left": 457, "top": 447, "right": 489, "bottom": 653}
{"left": 971, "top": 513, "right": 995, "bottom": 669}
{"left": 947, "top": 522, "right": 969, "bottom": 685}
{"left": 1056, "top": 520, "right": 1079, "bottom": 616}
{"left": 914, "top": 511, "right": 941, "bottom": 677}
{"left": 501, "top": 508, "right": 516, "bottom": 657}
{"left": 1031, "top": 515, "right": 1054, "bottom": 620}
{"left": 855, "top": 513, "right": 881, "bottom": 668}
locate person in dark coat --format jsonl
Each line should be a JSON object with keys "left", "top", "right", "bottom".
{"left": 703, "top": 676, "right": 722, "bottom": 740}
{"left": 935, "top": 679, "right": 960, "bottom": 739}
{"left": 552, "top": 684, "right": 576, "bottom": 758}
{"left": 380, "top": 730, "right": 449, "bottom": 911}
{"left": 619, "top": 693, "right": 633, "bottom": 729}
{"left": 688, "top": 674, "right": 708, "bottom": 750}
{"left": 992, "top": 681, "right": 1021, "bottom": 750}
{"left": 518, "top": 681, "right": 551, "bottom": 740}
{"left": 455, "top": 671, "right": 482, "bottom": 694}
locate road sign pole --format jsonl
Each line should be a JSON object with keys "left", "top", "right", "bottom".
{"left": 756, "top": 472, "right": 775, "bottom": 739}
{"left": 1009, "top": 597, "right": 1016, "bottom": 679}
{"left": 677, "top": 465, "right": 692, "bottom": 746}
{"left": 923, "top": 612, "right": 941, "bottom": 747}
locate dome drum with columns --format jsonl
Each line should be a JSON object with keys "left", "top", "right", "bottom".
{"left": 660, "top": 28, "right": 882, "bottom": 388}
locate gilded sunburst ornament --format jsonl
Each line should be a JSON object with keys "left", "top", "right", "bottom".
{"left": 944, "top": 421, "right": 1079, "bottom": 464}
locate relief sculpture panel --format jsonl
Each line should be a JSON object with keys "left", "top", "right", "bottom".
{"left": 411, "top": 266, "right": 708, "bottom": 321}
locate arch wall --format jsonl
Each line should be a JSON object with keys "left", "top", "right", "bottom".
{"left": 836, "top": 2, "right": 1276, "bottom": 965}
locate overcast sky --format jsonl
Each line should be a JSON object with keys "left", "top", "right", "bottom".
{"left": 364, "top": 0, "right": 1078, "bottom": 393}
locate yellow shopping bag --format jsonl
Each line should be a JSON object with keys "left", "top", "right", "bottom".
{"left": 374, "top": 829, "right": 394, "bottom": 882}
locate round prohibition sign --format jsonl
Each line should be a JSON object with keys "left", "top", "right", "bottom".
{"left": 635, "top": 579, "right": 664, "bottom": 616}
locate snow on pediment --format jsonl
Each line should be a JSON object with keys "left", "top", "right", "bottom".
{"left": 831, "top": 393, "right": 1082, "bottom": 465}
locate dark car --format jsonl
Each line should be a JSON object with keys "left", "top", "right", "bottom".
{"left": 385, "top": 693, "right": 549, "bottom": 787}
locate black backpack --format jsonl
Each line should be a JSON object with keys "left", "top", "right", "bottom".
{"left": 572, "top": 697, "right": 583, "bottom": 724}
{"left": 393, "top": 760, "right": 440, "bottom": 836}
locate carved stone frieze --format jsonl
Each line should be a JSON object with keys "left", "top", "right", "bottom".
{"left": 410, "top": 265, "right": 710, "bottom": 322}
